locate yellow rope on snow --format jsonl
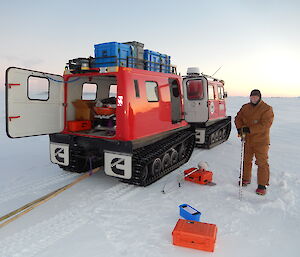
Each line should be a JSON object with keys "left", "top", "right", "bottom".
{"left": 0, "top": 168, "right": 100, "bottom": 228}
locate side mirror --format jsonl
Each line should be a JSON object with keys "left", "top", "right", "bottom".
{"left": 224, "top": 92, "right": 228, "bottom": 98}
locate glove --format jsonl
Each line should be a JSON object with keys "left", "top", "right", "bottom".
{"left": 237, "top": 127, "right": 250, "bottom": 137}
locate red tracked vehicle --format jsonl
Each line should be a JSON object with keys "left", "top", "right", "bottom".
{"left": 5, "top": 42, "right": 231, "bottom": 186}
{"left": 182, "top": 67, "right": 231, "bottom": 148}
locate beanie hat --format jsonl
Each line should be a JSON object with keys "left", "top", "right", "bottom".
{"left": 250, "top": 89, "right": 261, "bottom": 98}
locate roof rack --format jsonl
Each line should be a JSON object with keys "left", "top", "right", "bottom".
{"left": 66, "top": 56, "right": 177, "bottom": 75}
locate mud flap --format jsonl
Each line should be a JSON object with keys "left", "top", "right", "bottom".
{"left": 104, "top": 151, "right": 132, "bottom": 179}
{"left": 50, "top": 143, "right": 69, "bottom": 166}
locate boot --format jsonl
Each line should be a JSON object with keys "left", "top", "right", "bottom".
{"left": 256, "top": 185, "right": 267, "bottom": 195}
{"left": 238, "top": 179, "right": 251, "bottom": 187}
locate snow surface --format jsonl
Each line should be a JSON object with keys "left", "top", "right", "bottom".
{"left": 0, "top": 93, "right": 300, "bottom": 257}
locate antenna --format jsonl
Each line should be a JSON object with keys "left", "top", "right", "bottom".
{"left": 211, "top": 66, "right": 222, "bottom": 77}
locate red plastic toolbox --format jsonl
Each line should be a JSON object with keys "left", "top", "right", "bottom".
{"left": 172, "top": 219, "right": 217, "bottom": 252}
{"left": 67, "top": 120, "right": 92, "bottom": 132}
{"left": 184, "top": 168, "right": 213, "bottom": 185}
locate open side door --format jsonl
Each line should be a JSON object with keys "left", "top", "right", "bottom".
{"left": 6, "top": 67, "right": 64, "bottom": 138}
{"left": 168, "top": 78, "right": 182, "bottom": 124}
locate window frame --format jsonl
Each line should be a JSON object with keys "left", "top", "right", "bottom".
{"left": 109, "top": 84, "right": 117, "bottom": 98}
{"left": 134, "top": 80, "right": 140, "bottom": 98}
{"left": 27, "top": 75, "right": 50, "bottom": 101}
{"left": 218, "top": 86, "right": 224, "bottom": 100}
{"left": 81, "top": 82, "right": 98, "bottom": 100}
{"left": 145, "top": 81, "right": 159, "bottom": 102}
{"left": 170, "top": 79, "right": 180, "bottom": 98}
{"left": 186, "top": 79, "right": 204, "bottom": 101}
{"left": 208, "top": 85, "right": 215, "bottom": 100}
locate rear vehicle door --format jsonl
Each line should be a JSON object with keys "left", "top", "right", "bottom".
{"left": 182, "top": 78, "right": 208, "bottom": 123}
{"left": 6, "top": 67, "right": 64, "bottom": 138}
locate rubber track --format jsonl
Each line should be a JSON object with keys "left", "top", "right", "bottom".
{"left": 122, "top": 129, "right": 195, "bottom": 186}
{"left": 61, "top": 144, "right": 102, "bottom": 173}
{"left": 198, "top": 117, "right": 231, "bottom": 149}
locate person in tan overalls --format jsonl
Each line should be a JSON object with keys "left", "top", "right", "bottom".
{"left": 235, "top": 89, "right": 274, "bottom": 195}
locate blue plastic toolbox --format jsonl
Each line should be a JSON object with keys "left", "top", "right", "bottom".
{"left": 179, "top": 204, "right": 201, "bottom": 222}
{"left": 93, "top": 42, "right": 133, "bottom": 68}
{"left": 144, "top": 50, "right": 171, "bottom": 73}
{"left": 160, "top": 54, "right": 171, "bottom": 73}
{"left": 144, "top": 50, "right": 161, "bottom": 72}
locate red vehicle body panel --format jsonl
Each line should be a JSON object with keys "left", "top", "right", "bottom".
{"left": 62, "top": 67, "right": 188, "bottom": 141}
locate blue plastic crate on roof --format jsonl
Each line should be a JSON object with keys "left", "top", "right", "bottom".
{"left": 92, "top": 41, "right": 172, "bottom": 73}
{"left": 93, "top": 42, "right": 134, "bottom": 68}
{"left": 144, "top": 50, "right": 171, "bottom": 73}
{"left": 160, "top": 53, "right": 171, "bottom": 73}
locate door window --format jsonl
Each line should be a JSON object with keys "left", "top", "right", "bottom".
{"left": 168, "top": 78, "right": 182, "bottom": 124}
{"left": 82, "top": 83, "right": 97, "bottom": 100}
{"left": 171, "top": 79, "right": 180, "bottom": 97}
{"left": 208, "top": 85, "right": 215, "bottom": 100}
{"left": 27, "top": 76, "right": 49, "bottom": 101}
{"left": 146, "top": 81, "right": 159, "bottom": 102}
{"left": 218, "top": 86, "right": 224, "bottom": 99}
{"left": 109, "top": 84, "right": 117, "bottom": 97}
{"left": 187, "top": 80, "right": 203, "bottom": 100}
{"left": 134, "top": 80, "right": 140, "bottom": 98}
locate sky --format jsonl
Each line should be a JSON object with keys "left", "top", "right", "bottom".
{"left": 0, "top": 0, "right": 299, "bottom": 97}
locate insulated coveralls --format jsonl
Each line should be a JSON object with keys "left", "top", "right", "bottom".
{"left": 234, "top": 100, "right": 274, "bottom": 186}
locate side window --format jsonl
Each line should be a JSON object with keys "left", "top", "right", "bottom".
{"left": 27, "top": 76, "right": 49, "bottom": 101}
{"left": 109, "top": 84, "right": 117, "bottom": 97}
{"left": 186, "top": 80, "right": 203, "bottom": 100}
{"left": 170, "top": 79, "right": 180, "bottom": 97}
{"left": 145, "top": 81, "right": 159, "bottom": 102}
{"left": 218, "top": 86, "right": 224, "bottom": 99}
{"left": 134, "top": 80, "right": 140, "bottom": 98}
{"left": 82, "top": 83, "right": 97, "bottom": 100}
{"left": 208, "top": 85, "right": 215, "bottom": 100}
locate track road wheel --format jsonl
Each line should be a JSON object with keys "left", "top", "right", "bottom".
{"left": 222, "top": 128, "right": 227, "bottom": 139}
{"left": 218, "top": 130, "right": 223, "bottom": 140}
{"left": 162, "top": 153, "right": 171, "bottom": 171}
{"left": 211, "top": 132, "right": 217, "bottom": 144}
{"left": 151, "top": 158, "right": 162, "bottom": 176}
{"left": 210, "top": 133, "right": 214, "bottom": 144}
{"left": 170, "top": 149, "right": 178, "bottom": 165}
{"left": 178, "top": 143, "right": 187, "bottom": 161}
{"left": 135, "top": 165, "right": 149, "bottom": 183}
{"left": 214, "top": 132, "right": 218, "bottom": 142}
